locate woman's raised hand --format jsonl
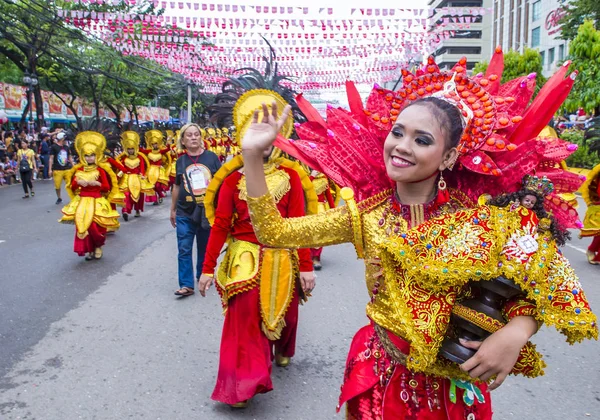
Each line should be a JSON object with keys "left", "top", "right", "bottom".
{"left": 241, "top": 102, "right": 292, "bottom": 154}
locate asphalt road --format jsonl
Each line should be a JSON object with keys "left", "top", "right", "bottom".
{"left": 0, "top": 179, "right": 599, "bottom": 420}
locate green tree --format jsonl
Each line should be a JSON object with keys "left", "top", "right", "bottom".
{"left": 559, "top": 0, "right": 600, "bottom": 41}
{"left": 0, "top": 55, "right": 23, "bottom": 84}
{"left": 473, "top": 48, "right": 547, "bottom": 94}
{"left": 563, "top": 20, "right": 600, "bottom": 115}
{"left": 0, "top": 0, "right": 167, "bottom": 127}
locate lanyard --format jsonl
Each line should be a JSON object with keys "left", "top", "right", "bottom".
{"left": 186, "top": 151, "right": 203, "bottom": 165}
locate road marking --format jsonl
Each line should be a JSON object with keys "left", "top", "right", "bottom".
{"left": 565, "top": 243, "right": 586, "bottom": 254}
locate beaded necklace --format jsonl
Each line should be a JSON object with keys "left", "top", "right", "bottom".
{"left": 379, "top": 191, "right": 444, "bottom": 233}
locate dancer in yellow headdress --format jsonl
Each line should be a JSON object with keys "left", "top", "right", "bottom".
{"left": 141, "top": 129, "right": 172, "bottom": 205}
{"left": 110, "top": 131, "right": 154, "bottom": 221}
{"left": 59, "top": 131, "right": 122, "bottom": 260}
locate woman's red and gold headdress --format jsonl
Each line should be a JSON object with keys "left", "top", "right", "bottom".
{"left": 275, "top": 47, "right": 584, "bottom": 228}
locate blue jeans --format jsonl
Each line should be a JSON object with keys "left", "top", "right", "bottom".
{"left": 40, "top": 154, "right": 49, "bottom": 179}
{"left": 176, "top": 215, "right": 211, "bottom": 289}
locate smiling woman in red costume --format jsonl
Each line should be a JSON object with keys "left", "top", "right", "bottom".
{"left": 239, "top": 49, "right": 597, "bottom": 419}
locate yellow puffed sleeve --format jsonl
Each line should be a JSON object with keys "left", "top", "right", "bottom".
{"left": 247, "top": 193, "right": 354, "bottom": 249}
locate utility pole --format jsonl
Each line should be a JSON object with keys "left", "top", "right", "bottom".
{"left": 187, "top": 83, "right": 192, "bottom": 123}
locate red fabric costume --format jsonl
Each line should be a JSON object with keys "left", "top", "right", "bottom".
{"left": 71, "top": 167, "right": 111, "bottom": 256}
{"left": 111, "top": 154, "right": 149, "bottom": 214}
{"left": 140, "top": 147, "right": 170, "bottom": 203}
{"left": 202, "top": 166, "right": 312, "bottom": 405}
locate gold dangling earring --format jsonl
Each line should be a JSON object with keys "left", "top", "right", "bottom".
{"left": 437, "top": 172, "right": 449, "bottom": 203}
{"left": 438, "top": 172, "right": 447, "bottom": 192}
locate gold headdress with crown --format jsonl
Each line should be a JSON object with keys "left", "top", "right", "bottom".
{"left": 121, "top": 131, "right": 140, "bottom": 155}
{"left": 75, "top": 131, "right": 107, "bottom": 165}
{"left": 232, "top": 89, "right": 294, "bottom": 146}
{"left": 145, "top": 129, "right": 165, "bottom": 148}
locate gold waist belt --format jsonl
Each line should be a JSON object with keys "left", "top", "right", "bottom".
{"left": 216, "top": 239, "right": 298, "bottom": 340}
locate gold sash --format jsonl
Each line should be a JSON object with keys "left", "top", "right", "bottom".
{"left": 581, "top": 205, "right": 600, "bottom": 237}
{"left": 216, "top": 239, "right": 297, "bottom": 340}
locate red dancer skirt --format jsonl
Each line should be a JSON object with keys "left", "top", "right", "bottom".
{"left": 311, "top": 247, "right": 323, "bottom": 260}
{"left": 589, "top": 236, "right": 600, "bottom": 261}
{"left": 145, "top": 183, "right": 168, "bottom": 203}
{"left": 340, "top": 324, "right": 493, "bottom": 420}
{"left": 123, "top": 192, "right": 145, "bottom": 214}
{"left": 73, "top": 222, "right": 107, "bottom": 256}
{"left": 211, "top": 286, "right": 299, "bottom": 405}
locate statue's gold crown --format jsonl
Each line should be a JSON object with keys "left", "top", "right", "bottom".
{"left": 523, "top": 175, "right": 554, "bottom": 196}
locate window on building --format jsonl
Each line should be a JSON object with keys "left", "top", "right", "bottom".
{"left": 532, "top": 27, "right": 541, "bottom": 47}
{"left": 540, "top": 50, "right": 545, "bottom": 68}
{"left": 559, "top": 44, "right": 565, "bottom": 61}
{"left": 532, "top": 0, "right": 541, "bottom": 22}
{"left": 452, "top": 30, "right": 482, "bottom": 39}
{"left": 548, "top": 47, "right": 555, "bottom": 68}
{"left": 447, "top": 46, "right": 482, "bottom": 54}
{"left": 517, "top": 4, "right": 522, "bottom": 50}
{"left": 509, "top": 9, "right": 514, "bottom": 49}
{"left": 524, "top": 2, "right": 529, "bottom": 43}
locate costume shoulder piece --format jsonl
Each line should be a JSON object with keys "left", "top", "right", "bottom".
{"left": 204, "top": 155, "right": 318, "bottom": 226}
{"left": 380, "top": 205, "right": 598, "bottom": 342}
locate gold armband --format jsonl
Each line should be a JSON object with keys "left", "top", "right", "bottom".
{"left": 340, "top": 187, "right": 364, "bottom": 258}
{"left": 201, "top": 273, "right": 215, "bottom": 278}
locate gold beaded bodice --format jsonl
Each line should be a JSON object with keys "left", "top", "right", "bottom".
{"left": 247, "top": 187, "right": 597, "bottom": 380}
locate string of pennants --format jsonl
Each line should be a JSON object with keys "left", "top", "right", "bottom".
{"left": 57, "top": 2, "right": 489, "bottom": 93}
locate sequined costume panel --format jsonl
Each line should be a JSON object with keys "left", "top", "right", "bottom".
{"left": 247, "top": 193, "right": 354, "bottom": 249}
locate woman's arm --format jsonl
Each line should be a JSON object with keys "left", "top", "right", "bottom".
{"left": 241, "top": 102, "right": 353, "bottom": 249}
{"left": 460, "top": 315, "right": 538, "bottom": 390}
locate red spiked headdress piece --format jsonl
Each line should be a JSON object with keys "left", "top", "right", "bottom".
{"left": 275, "top": 47, "right": 584, "bottom": 228}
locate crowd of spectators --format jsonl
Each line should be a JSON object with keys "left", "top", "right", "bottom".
{"left": 0, "top": 126, "right": 73, "bottom": 187}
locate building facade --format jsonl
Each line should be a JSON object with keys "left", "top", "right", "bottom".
{"left": 491, "top": 0, "right": 568, "bottom": 77}
{"left": 428, "top": 0, "right": 493, "bottom": 71}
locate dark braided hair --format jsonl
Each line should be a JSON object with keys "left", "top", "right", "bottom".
{"left": 403, "top": 97, "right": 465, "bottom": 150}
{"left": 487, "top": 190, "right": 571, "bottom": 246}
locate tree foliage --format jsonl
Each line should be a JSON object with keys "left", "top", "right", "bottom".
{"left": 559, "top": 0, "right": 600, "bottom": 41}
{"left": 0, "top": 0, "right": 200, "bottom": 128}
{"left": 472, "top": 48, "right": 547, "bottom": 94}
{"left": 563, "top": 20, "right": 600, "bottom": 114}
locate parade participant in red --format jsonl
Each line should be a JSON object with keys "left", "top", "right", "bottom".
{"left": 309, "top": 170, "right": 337, "bottom": 270}
{"left": 581, "top": 160, "right": 600, "bottom": 264}
{"left": 59, "top": 130, "right": 121, "bottom": 260}
{"left": 141, "top": 129, "right": 171, "bottom": 205}
{"left": 112, "top": 131, "right": 154, "bottom": 221}
{"left": 168, "top": 129, "right": 181, "bottom": 188}
{"left": 197, "top": 64, "right": 317, "bottom": 408}
{"left": 242, "top": 50, "right": 596, "bottom": 419}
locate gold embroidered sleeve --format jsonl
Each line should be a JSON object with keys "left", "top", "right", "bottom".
{"left": 247, "top": 193, "right": 354, "bottom": 249}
